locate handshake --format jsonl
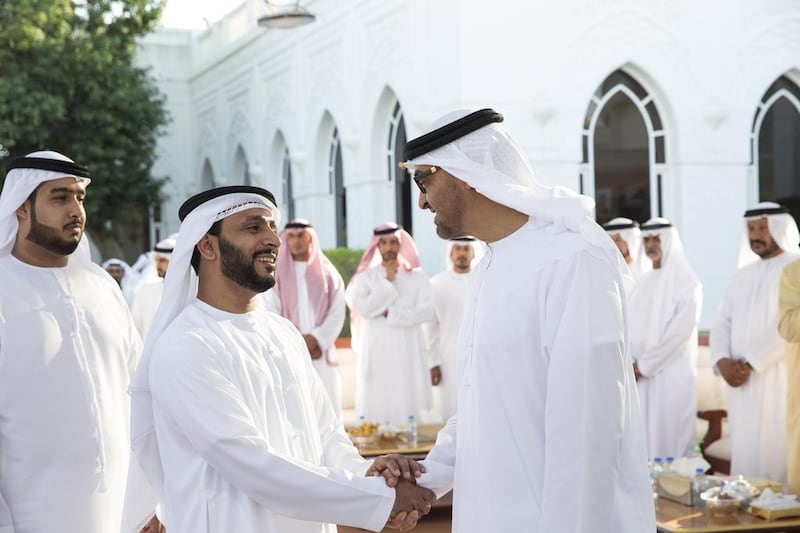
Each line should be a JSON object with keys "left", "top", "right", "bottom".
{"left": 366, "top": 454, "right": 436, "bottom": 532}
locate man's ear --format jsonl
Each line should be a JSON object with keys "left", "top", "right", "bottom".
{"left": 15, "top": 200, "right": 31, "bottom": 221}
{"left": 197, "top": 234, "right": 218, "bottom": 262}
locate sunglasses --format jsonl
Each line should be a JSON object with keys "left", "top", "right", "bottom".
{"left": 411, "top": 166, "right": 438, "bottom": 194}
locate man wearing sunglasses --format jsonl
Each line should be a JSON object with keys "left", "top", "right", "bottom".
{"left": 400, "top": 109, "right": 655, "bottom": 533}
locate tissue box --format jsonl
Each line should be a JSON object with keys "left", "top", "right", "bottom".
{"left": 751, "top": 504, "right": 800, "bottom": 521}
{"left": 657, "top": 473, "right": 694, "bottom": 506}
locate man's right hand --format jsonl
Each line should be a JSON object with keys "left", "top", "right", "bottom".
{"left": 140, "top": 515, "right": 165, "bottom": 533}
{"left": 387, "top": 478, "right": 435, "bottom": 530}
{"left": 716, "top": 357, "right": 752, "bottom": 387}
{"left": 303, "top": 334, "right": 323, "bottom": 360}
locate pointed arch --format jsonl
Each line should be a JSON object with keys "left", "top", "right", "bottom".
{"left": 201, "top": 158, "right": 216, "bottom": 190}
{"left": 751, "top": 75, "right": 800, "bottom": 221}
{"left": 315, "top": 111, "right": 347, "bottom": 247}
{"left": 232, "top": 145, "right": 250, "bottom": 185}
{"left": 372, "top": 86, "right": 412, "bottom": 233}
{"left": 581, "top": 69, "right": 667, "bottom": 225}
{"left": 270, "top": 130, "right": 295, "bottom": 221}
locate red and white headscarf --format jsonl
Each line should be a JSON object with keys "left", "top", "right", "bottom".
{"left": 274, "top": 219, "right": 343, "bottom": 363}
{"left": 355, "top": 222, "right": 421, "bottom": 275}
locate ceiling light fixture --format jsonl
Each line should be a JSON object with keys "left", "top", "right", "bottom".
{"left": 258, "top": 1, "right": 316, "bottom": 29}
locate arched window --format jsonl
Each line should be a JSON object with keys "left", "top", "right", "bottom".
{"left": 328, "top": 127, "right": 346, "bottom": 247}
{"left": 581, "top": 70, "right": 666, "bottom": 225}
{"left": 387, "top": 102, "right": 412, "bottom": 233}
{"left": 201, "top": 159, "right": 216, "bottom": 189}
{"left": 282, "top": 146, "right": 295, "bottom": 221}
{"left": 752, "top": 76, "right": 800, "bottom": 221}
{"left": 233, "top": 145, "right": 250, "bottom": 185}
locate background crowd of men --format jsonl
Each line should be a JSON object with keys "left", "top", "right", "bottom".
{"left": 603, "top": 205, "right": 800, "bottom": 495}
{"left": 2, "top": 107, "right": 799, "bottom": 533}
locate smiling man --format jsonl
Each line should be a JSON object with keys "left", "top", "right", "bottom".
{"left": 402, "top": 109, "right": 655, "bottom": 533}
{"left": 0, "top": 151, "right": 145, "bottom": 533}
{"left": 128, "top": 187, "right": 434, "bottom": 533}
{"left": 711, "top": 201, "right": 800, "bottom": 482}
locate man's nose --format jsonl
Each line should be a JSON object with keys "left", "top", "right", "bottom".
{"left": 263, "top": 228, "right": 280, "bottom": 247}
{"left": 417, "top": 191, "right": 429, "bottom": 210}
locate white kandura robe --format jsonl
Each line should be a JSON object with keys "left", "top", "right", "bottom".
{"left": 261, "top": 261, "right": 346, "bottom": 417}
{"left": 417, "top": 221, "right": 655, "bottom": 533}
{"left": 710, "top": 251, "right": 800, "bottom": 482}
{"left": 0, "top": 255, "right": 143, "bottom": 533}
{"left": 131, "top": 278, "right": 164, "bottom": 337}
{"left": 628, "top": 267, "right": 702, "bottom": 459}
{"left": 424, "top": 270, "right": 473, "bottom": 421}
{"left": 345, "top": 267, "right": 434, "bottom": 426}
{"left": 147, "top": 300, "right": 394, "bottom": 533}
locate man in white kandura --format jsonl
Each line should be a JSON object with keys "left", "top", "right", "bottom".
{"left": 710, "top": 201, "right": 800, "bottom": 482}
{"left": 103, "top": 257, "right": 137, "bottom": 303}
{"left": 603, "top": 217, "right": 650, "bottom": 281}
{"left": 628, "top": 218, "right": 702, "bottom": 459}
{"left": 0, "top": 151, "right": 149, "bottom": 533}
{"left": 423, "top": 237, "right": 482, "bottom": 421}
{"left": 345, "top": 223, "right": 434, "bottom": 427}
{"left": 261, "top": 218, "right": 346, "bottom": 417}
{"left": 128, "top": 186, "right": 434, "bottom": 533}
{"left": 403, "top": 108, "right": 655, "bottom": 533}
{"left": 130, "top": 234, "right": 176, "bottom": 336}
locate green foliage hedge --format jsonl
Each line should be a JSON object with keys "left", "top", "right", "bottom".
{"left": 324, "top": 247, "right": 364, "bottom": 338}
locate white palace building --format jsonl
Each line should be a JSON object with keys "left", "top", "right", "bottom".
{"left": 135, "top": 0, "right": 800, "bottom": 328}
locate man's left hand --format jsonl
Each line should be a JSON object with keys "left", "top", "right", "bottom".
{"left": 366, "top": 454, "right": 426, "bottom": 487}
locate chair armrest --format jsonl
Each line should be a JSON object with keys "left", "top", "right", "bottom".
{"left": 697, "top": 409, "right": 727, "bottom": 450}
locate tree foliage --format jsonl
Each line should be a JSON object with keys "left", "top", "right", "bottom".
{"left": 0, "top": 0, "right": 169, "bottom": 258}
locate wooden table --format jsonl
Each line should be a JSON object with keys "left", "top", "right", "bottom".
{"left": 349, "top": 423, "right": 443, "bottom": 459}
{"left": 656, "top": 497, "right": 800, "bottom": 532}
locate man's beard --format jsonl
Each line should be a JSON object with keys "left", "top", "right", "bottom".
{"left": 26, "top": 210, "right": 81, "bottom": 256}
{"left": 453, "top": 257, "right": 471, "bottom": 271}
{"left": 645, "top": 250, "right": 661, "bottom": 262}
{"left": 752, "top": 239, "right": 781, "bottom": 258}
{"left": 218, "top": 235, "right": 275, "bottom": 293}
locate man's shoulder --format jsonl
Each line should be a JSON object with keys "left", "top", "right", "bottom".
{"left": 502, "top": 225, "right": 598, "bottom": 266}
{"left": 150, "top": 309, "right": 221, "bottom": 367}
{"left": 784, "top": 256, "right": 800, "bottom": 276}
{"left": 135, "top": 278, "right": 163, "bottom": 298}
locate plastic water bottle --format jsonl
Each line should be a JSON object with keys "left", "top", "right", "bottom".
{"left": 664, "top": 456, "right": 675, "bottom": 473}
{"left": 692, "top": 468, "right": 709, "bottom": 507}
{"left": 406, "top": 415, "right": 418, "bottom": 447}
{"left": 650, "top": 457, "right": 663, "bottom": 497}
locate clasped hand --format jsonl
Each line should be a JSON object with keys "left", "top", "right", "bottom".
{"left": 366, "top": 454, "right": 435, "bottom": 531}
{"left": 716, "top": 357, "right": 752, "bottom": 387}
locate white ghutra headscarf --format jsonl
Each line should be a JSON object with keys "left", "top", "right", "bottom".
{"left": 403, "top": 108, "right": 632, "bottom": 295}
{"left": 0, "top": 150, "right": 92, "bottom": 262}
{"left": 738, "top": 201, "right": 800, "bottom": 268}
{"left": 129, "top": 187, "right": 280, "bottom": 505}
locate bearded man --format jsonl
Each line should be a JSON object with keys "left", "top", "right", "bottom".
{"left": 0, "top": 151, "right": 147, "bottom": 533}
{"left": 711, "top": 201, "right": 800, "bottom": 482}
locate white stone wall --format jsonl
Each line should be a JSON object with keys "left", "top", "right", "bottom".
{"left": 136, "top": 0, "right": 800, "bottom": 328}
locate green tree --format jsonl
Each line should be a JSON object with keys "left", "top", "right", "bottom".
{"left": 0, "top": 0, "right": 169, "bottom": 259}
